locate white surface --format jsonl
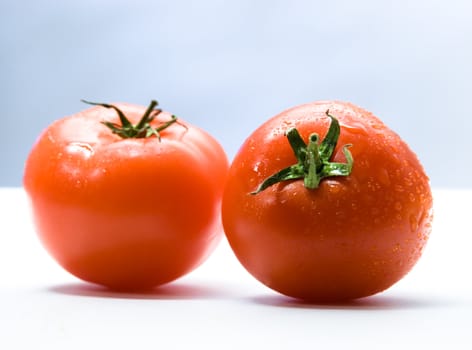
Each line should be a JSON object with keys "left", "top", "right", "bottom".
{"left": 1, "top": 187, "right": 471, "bottom": 349}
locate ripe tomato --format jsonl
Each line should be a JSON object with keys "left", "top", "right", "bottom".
{"left": 24, "top": 100, "right": 228, "bottom": 290}
{"left": 222, "top": 101, "right": 433, "bottom": 301}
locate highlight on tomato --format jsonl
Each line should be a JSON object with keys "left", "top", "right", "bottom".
{"left": 24, "top": 100, "right": 229, "bottom": 291}
{"left": 222, "top": 101, "right": 433, "bottom": 302}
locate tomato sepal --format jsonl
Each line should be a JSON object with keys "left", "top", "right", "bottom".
{"left": 81, "top": 99, "right": 178, "bottom": 139}
{"left": 251, "top": 111, "right": 353, "bottom": 194}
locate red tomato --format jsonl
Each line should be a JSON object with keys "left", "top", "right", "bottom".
{"left": 222, "top": 101, "right": 433, "bottom": 301}
{"left": 24, "top": 100, "right": 228, "bottom": 290}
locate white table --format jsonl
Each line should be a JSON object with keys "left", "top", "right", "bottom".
{"left": 1, "top": 187, "right": 471, "bottom": 349}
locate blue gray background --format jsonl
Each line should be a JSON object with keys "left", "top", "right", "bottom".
{"left": 1, "top": 0, "right": 470, "bottom": 187}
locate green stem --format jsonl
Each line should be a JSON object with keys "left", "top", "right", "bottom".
{"left": 81, "top": 99, "right": 177, "bottom": 139}
{"left": 251, "top": 111, "right": 353, "bottom": 194}
{"left": 135, "top": 100, "right": 160, "bottom": 131}
{"left": 304, "top": 133, "right": 321, "bottom": 189}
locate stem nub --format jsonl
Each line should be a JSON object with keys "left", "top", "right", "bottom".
{"left": 251, "top": 111, "right": 353, "bottom": 194}
{"left": 81, "top": 99, "right": 178, "bottom": 140}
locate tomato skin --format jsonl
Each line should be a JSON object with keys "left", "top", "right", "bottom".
{"left": 24, "top": 103, "right": 228, "bottom": 290}
{"left": 222, "top": 101, "right": 433, "bottom": 301}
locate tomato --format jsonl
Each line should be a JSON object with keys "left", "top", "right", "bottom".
{"left": 24, "top": 100, "right": 228, "bottom": 290}
{"left": 222, "top": 101, "right": 433, "bottom": 301}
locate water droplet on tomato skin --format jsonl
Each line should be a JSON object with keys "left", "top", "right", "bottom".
{"left": 394, "top": 184, "right": 404, "bottom": 193}
{"left": 66, "top": 142, "right": 94, "bottom": 159}
{"left": 253, "top": 161, "right": 262, "bottom": 173}
{"left": 369, "top": 121, "right": 384, "bottom": 130}
{"left": 409, "top": 214, "right": 419, "bottom": 233}
{"left": 377, "top": 168, "right": 391, "bottom": 186}
{"left": 326, "top": 181, "right": 343, "bottom": 195}
{"left": 404, "top": 173, "right": 413, "bottom": 187}
{"left": 339, "top": 121, "right": 369, "bottom": 136}
{"left": 358, "top": 158, "right": 371, "bottom": 170}
{"left": 74, "top": 179, "right": 88, "bottom": 189}
{"left": 392, "top": 243, "right": 402, "bottom": 253}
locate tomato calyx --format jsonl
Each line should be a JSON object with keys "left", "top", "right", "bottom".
{"left": 81, "top": 99, "right": 178, "bottom": 139}
{"left": 251, "top": 111, "right": 353, "bottom": 194}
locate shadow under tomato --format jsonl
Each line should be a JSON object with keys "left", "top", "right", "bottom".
{"left": 48, "top": 281, "right": 230, "bottom": 300}
{"left": 249, "top": 292, "right": 446, "bottom": 310}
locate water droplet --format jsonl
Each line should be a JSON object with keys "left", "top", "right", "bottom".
{"left": 404, "top": 173, "right": 413, "bottom": 187}
{"left": 340, "top": 120, "right": 369, "bottom": 136}
{"left": 394, "top": 184, "right": 404, "bottom": 192}
{"left": 377, "top": 168, "right": 391, "bottom": 186}
{"left": 327, "top": 181, "right": 342, "bottom": 194}
{"left": 394, "top": 202, "right": 402, "bottom": 211}
{"left": 253, "top": 161, "right": 262, "bottom": 173}
{"left": 66, "top": 142, "right": 94, "bottom": 158}
{"left": 409, "top": 214, "right": 419, "bottom": 232}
